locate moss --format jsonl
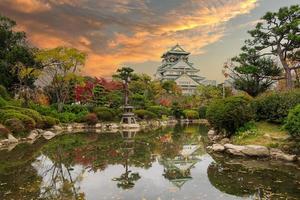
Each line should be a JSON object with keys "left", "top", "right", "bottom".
{"left": 232, "top": 121, "right": 289, "bottom": 147}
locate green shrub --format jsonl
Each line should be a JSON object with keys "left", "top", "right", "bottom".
{"left": 198, "top": 106, "right": 207, "bottom": 119}
{"left": 134, "top": 109, "right": 157, "bottom": 120}
{"left": 284, "top": 104, "right": 300, "bottom": 137}
{"left": 57, "top": 112, "right": 77, "bottom": 123}
{"left": 183, "top": 109, "right": 199, "bottom": 119}
{"left": 0, "top": 109, "right": 36, "bottom": 130}
{"left": 4, "top": 118, "right": 26, "bottom": 135}
{"left": 206, "top": 96, "right": 254, "bottom": 136}
{"left": 29, "top": 103, "right": 86, "bottom": 123}
{"left": 251, "top": 90, "right": 300, "bottom": 124}
{"left": 147, "top": 106, "right": 170, "bottom": 118}
{"left": 0, "top": 85, "right": 10, "bottom": 100}
{"left": 83, "top": 113, "right": 98, "bottom": 125}
{"left": 93, "top": 107, "right": 115, "bottom": 121}
{"left": 62, "top": 104, "right": 89, "bottom": 114}
{"left": 42, "top": 116, "right": 59, "bottom": 129}
{"left": 2, "top": 106, "right": 43, "bottom": 124}
{"left": 0, "top": 97, "right": 7, "bottom": 108}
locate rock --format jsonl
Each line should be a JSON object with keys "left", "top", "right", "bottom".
{"left": 224, "top": 144, "right": 246, "bottom": 156}
{"left": 211, "top": 144, "right": 225, "bottom": 152}
{"left": 53, "top": 125, "right": 63, "bottom": 131}
{"left": 67, "top": 125, "right": 73, "bottom": 131}
{"left": 42, "top": 131, "right": 56, "bottom": 140}
{"left": 270, "top": 148, "right": 297, "bottom": 162}
{"left": 220, "top": 138, "right": 230, "bottom": 145}
{"left": 27, "top": 130, "right": 39, "bottom": 140}
{"left": 241, "top": 145, "right": 270, "bottom": 157}
{"left": 207, "top": 130, "right": 215, "bottom": 140}
{"left": 95, "top": 123, "right": 102, "bottom": 128}
{"left": 7, "top": 134, "right": 18, "bottom": 143}
{"left": 73, "top": 123, "right": 85, "bottom": 129}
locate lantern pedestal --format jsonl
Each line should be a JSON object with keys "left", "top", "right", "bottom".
{"left": 120, "top": 105, "right": 140, "bottom": 129}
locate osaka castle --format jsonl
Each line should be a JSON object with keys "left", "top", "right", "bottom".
{"left": 155, "top": 44, "right": 216, "bottom": 95}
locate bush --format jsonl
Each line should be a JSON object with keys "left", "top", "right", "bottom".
{"left": 62, "top": 104, "right": 89, "bottom": 114}
{"left": 0, "top": 85, "right": 10, "bottom": 100}
{"left": 134, "top": 109, "right": 157, "bottom": 120}
{"left": 0, "top": 109, "right": 36, "bottom": 130}
{"left": 93, "top": 107, "right": 115, "bottom": 121}
{"left": 57, "top": 112, "right": 77, "bottom": 123}
{"left": 42, "top": 116, "right": 59, "bottom": 129}
{"left": 206, "top": 96, "right": 254, "bottom": 136}
{"left": 2, "top": 106, "right": 43, "bottom": 125}
{"left": 29, "top": 103, "right": 87, "bottom": 123}
{"left": 284, "top": 104, "right": 300, "bottom": 137}
{"left": 147, "top": 106, "right": 170, "bottom": 118}
{"left": 83, "top": 113, "right": 98, "bottom": 125}
{"left": 183, "top": 109, "right": 199, "bottom": 119}
{"left": 251, "top": 90, "right": 300, "bottom": 124}
{"left": 198, "top": 106, "right": 207, "bottom": 119}
{"left": 4, "top": 118, "right": 26, "bottom": 135}
{"left": 0, "top": 97, "right": 7, "bottom": 108}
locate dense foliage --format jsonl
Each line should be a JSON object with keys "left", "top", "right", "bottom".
{"left": 284, "top": 104, "right": 300, "bottom": 137}
{"left": 206, "top": 96, "right": 254, "bottom": 136}
{"left": 251, "top": 90, "right": 300, "bottom": 124}
{"left": 246, "top": 5, "right": 300, "bottom": 89}
{"left": 0, "top": 15, "right": 41, "bottom": 90}
{"left": 134, "top": 109, "right": 157, "bottom": 120}
{"left": 225, "top": 48, "right": 281, "bottom": 97}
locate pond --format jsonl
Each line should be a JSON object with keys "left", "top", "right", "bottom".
{"left": 0, "top": 125, "right": 300, "bottom": 200}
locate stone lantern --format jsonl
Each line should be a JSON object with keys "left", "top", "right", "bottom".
{"left": 120, "top": 76, "right": 140, "bottom": 129}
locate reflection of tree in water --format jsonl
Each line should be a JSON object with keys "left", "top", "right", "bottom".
{"left": 207, "top": 155, "right": 300, "bottom": 199}
{"left": 36, "top": 147, "right": 85, "bottom": 200}
{"left": 112, "top": 130, "right": 141, "bottom": 190}
{"left": 0, "top": 141, "right": 46, "bottom": 200}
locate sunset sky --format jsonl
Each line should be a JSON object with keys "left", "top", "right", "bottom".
{"left": 0, "top": 0, "right": 298, "bottom": 83}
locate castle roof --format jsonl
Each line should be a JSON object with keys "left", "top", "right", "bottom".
{"left": 162, "top": 44, "right": 190, "bottom": 58}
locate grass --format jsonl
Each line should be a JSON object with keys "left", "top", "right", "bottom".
{"left": 232, "top": 121, "right": 289, "bottom": 148}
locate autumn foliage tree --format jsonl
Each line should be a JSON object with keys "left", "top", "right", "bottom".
{"left": 36, "top": 47, "right": 86, "bottom": 111}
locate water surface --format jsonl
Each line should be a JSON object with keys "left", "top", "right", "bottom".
{"left": 0, "top": 125, "right": 299, "bottom": 200}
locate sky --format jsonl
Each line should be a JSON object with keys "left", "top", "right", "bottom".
{"left": 0, "top": 0, "right": 299, "bottom": 83}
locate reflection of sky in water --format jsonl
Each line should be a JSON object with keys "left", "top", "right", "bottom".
{"left": 32, "top": 153, "right": 250, "bottom": 200}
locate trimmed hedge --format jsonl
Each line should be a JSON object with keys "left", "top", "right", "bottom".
{"left": 147, "top": 106, "right": 170, "bottom": 118}
{"left": 42, "top": 116, "right": 60, "bottom": 129}
{"left": 134, "top": 109, "right": 157, "bottom": 120}
{"left": 251, "top": 90, "right": 300, "bottom": 124}
{"left": 2, "top": 106, "right": 43, "bottom": 125}
{"left": 0, "top": 85, "right": 10, "bottom": 100}
{"left": 284, "top": 104, "right": 300, "bottom": 137}
{"left": 0, "top": 97, "right": 7, "bottom": 108}
{"left": 0, "top": 109, "right": 36, "bottom": 130}
{"left": 183, "top": 109, "right": 199, "bottom": 119}
{"left": 93, "top": 107, "right": 115, "bottom": 121}
{"left": 206, "top": 96, "right": 254, "bottom": 136}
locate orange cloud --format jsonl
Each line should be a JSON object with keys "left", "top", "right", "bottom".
{"left": 1, "top": 0, "right": 258, "bottom": 78}
{"left": 3, "top": 0, "right": 51, "bottom": 13}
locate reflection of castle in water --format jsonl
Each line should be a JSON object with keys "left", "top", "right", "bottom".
{"left": 159, "top": 144, "right": 201, "bottom": 188}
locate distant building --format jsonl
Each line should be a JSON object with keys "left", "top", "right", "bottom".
{"left": 155, "top": 44, "right": 216, "bottom": 95}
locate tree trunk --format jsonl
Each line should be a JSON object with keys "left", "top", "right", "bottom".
{"left": 278, "top": 46, "right": 294, "bottom": 89}
{"left": 285, "top": 68, "right": 294, "bottom": 89}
